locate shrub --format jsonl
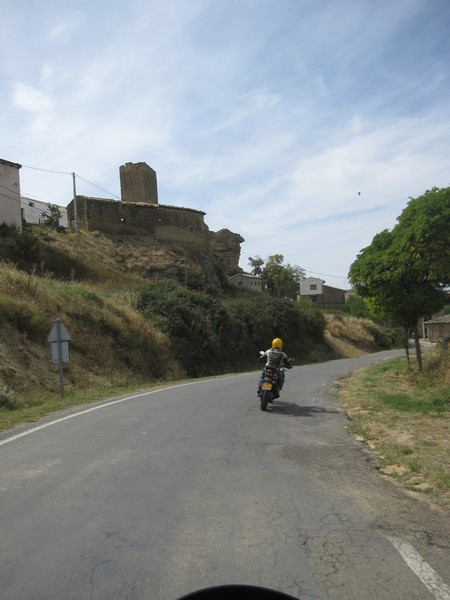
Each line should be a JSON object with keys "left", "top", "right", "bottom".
{"left": 14, "top": 232, "right": 41, "bottom": 263}
{"left": 226, "top": 294, "right": 325, "bottom": 362}
{"left": 137, "top": 280, "right": 240, "bottom": 376}
{"left": 365, "top": 323, "right": 403, "bottom": 348}
{"left": 296, "top": 298, "right": 326, "bottom": 340}
{"left": 344, "top": 295, "right": 371, "bottom": 318}
{"left": 0, "top": 386, "right": 17, "bottom": 410}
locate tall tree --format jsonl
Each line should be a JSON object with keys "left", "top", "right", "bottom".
{"left": 248, "top": 256, "right": 264, "bottom": 276}
{"left": 249, "top": 256, "right": 306, "bottom": 299}
{"left": 292, "top": 265, "right": 306, "bottom": 284}
{"left": 395, "top": 186, "right": 450, "bottom": 284}
{"left": 349, "top": 187, "right": 450, "bottom": 369}
{"left": 262, "top": 254, "right": 298, "bottom": 300}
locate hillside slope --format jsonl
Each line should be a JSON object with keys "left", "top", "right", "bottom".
{"left": 0, "top": 226, "right": 399, "bottom": 407}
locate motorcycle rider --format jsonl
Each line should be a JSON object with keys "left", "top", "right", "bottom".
{"left": 257, "top": 338, "right": 292, "bottom": 399}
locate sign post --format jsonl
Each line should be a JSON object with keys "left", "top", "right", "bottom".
{"left": 47, "top": 318, "right": 71, "bottom": 398}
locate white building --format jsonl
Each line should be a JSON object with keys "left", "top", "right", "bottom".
{"left": 299, "top": 276, "right": 346, "bottom": 311}
{"left": 228, "top": 272, "right": 262, "bottom": 292}
{"left": 21, "top": 197, "right": 68, "bottom": 228}
{"left": 299, "top": 276, "right": 325, "bottom": 296}
{"left": 0, "top": 158, "right": 22, "bottom": 231}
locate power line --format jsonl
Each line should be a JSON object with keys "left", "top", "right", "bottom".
{"left": 74, "top": 174, "right": 121, "bottom": 200}
{"left": 305, "top": 270, "right": 347, "bottom": 280}
{"left": 21, "top": 164, "right": 71, "bottom": 176}
{"left": 6, "top": 165, "right": 350, "bottom": 280}
{"left": 20, "top": 163, "right": 120, "bottom": 200}
{"left": 0, "top": 183, "right": 21, "bottom": 203}
{"left": 241, "top": 249, "right": 348, "bottom": 280}
{"left": 0, "top": 184, "right": 67, "bottom": 211}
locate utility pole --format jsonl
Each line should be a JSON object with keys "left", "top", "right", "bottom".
{"left": 72, "top": 172, "right": 78, "bottom": 232}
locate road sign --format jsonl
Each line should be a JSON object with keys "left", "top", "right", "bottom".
{"left": 47, "top": 320, "right": 71, "bottom": 343}
{"left": 47, "top": 318, "right": 71, "bottom": 398}
{"left": 49, "top": 341, "right": 70, "bottom": 363}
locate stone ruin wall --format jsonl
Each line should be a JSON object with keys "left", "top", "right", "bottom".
{"left": 70, "top": 196, "right": 207, "bottom": 244}
{"left": 67, "top": 196, "right": 243, "bottom": 273}
{"left": 119, "top": 162, "right": 158, "bottom": 204}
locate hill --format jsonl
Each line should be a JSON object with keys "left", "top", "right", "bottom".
{"left": 0, "top": 225, "right": 401, "bottom": 415}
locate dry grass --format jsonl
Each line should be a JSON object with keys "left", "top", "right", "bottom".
{"left": 0, "top": 228, "right": 404, "bottom": 438}
{"left": 0, "top": 256, "right": 182, "bottom": 430}
{"left": 339, "top": 346, "right": 450, "bottom": 511}
{"left": 324, "top": 331, "right": 368, "bottom": 357}
{"left": 324, "top": 313, "right": 399, "bottom": 357}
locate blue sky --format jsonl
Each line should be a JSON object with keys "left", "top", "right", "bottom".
{"left": 1, "top": 0, "right": 449, "bottom": 288}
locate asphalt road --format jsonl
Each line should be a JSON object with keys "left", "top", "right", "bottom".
{"left": 0, "top": 350, "right": 449, "bottom": 600}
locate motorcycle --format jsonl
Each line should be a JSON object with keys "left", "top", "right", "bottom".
{"left": 258, "top": 352, "right": 293, "bottom": 412}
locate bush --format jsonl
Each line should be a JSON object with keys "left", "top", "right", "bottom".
{"left": 365, "top": 323, "right": 403, "bottom": 348}
{"left": 14, "top": 232, "right": 41, "bottom": 263}
{"left": 0, "top": 386, "right": 17, "bottom": 410}
{"left": 344, "top": 295, "right": 371, "bottom": 318}
{"left": 226, "top": 295, "right": 326, "bottom": 362}
{"left": 296, "top": 298, "right": 326, "bottom": 340}
{"left": 0, "top": 223, "right": 20, "bottom": 237}
{"left": 136, "top": 281, "right": 328, "bottom": 376}
{"left": 137, "top": 280, "right": 240, "bottom": 376}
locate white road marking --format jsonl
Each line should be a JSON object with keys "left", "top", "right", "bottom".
{"left": 0, "top": 378, "right": 218, "bottom": 448}
{"left": 0, "top": 371, "right": 253, "bottom": 448}
{"left": 389, "top": 536, "right": 450, "bottom": 600}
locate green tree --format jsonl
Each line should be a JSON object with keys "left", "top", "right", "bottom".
{"left": 349, "top": 187, "right": 450, "bottom": 369}
{"left": 248, "top": 256, "right": 264, "bottom": 276}
{"left": 262, "top": 254, "right": 298, "bottom": 300}
{"left": 42, "top": 204, "right": 63, "bottom": 230}
{"left": 395, "top": 187, "right": 450, "bottom": 284}
{"left": 292, "top": 265, "right": 306, "bottom": 284}
{"left": 248, "top": 255, "right": 306, "bottom": 300}
{"left": 344, "top": 294, "right": 371, "bottom": 319}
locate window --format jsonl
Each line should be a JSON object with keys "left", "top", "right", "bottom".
{"left": 310, "top": 284, "right": 317, "bottom": 290}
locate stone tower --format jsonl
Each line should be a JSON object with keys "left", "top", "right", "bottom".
{"left": 119, "top": 162, "right": 158, "bottom": 204}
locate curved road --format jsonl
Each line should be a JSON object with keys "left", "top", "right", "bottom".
{"left": 0, "top": 351, "right": 449, "bottom": 600}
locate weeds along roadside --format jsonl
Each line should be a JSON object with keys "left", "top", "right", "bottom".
{"left": 0, "top": 259, "right": 180, "bottom": 428}
{"left": 0, "top": 260, "right": 323, "bottom": 421}
{"left": 338, "top": 344, "right": 450, "bottom": 512}
{"left": 4, "top": 256, "right": 445, "bottom": 510}
{"left": 1, "top": 227, "right": 403, "bottom": 434}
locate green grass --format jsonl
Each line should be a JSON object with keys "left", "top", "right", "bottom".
{"left": 340, "top": 347, "right": 450, "bottom": 510}
{"left": 0, "top": 381, "right": 163, "bottom": 432}
{"left": 378, "top": 390, "right": 448, "bottom": 414}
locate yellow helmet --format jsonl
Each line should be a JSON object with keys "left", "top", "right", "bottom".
{"left": 272, "top": 338, "right": 283, "bottom": 349}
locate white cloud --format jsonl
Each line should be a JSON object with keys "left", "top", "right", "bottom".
{"left": 48, "top": 19, "right": 74, "bottom": 40}
{"left": 240, "top": 88, "right": 282, "bottom": 111}
{"left": 11, "top": 82, "right": 53, "bottom": 113}
{"left": 47, "top": 9, "right": 85, "bottom": 40}
{"left": 2, "top": 0, "right": 449, "bottom": 288}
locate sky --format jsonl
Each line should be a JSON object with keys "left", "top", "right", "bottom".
{"left": 1, "top": 0, "right": 450, "bottom": 289}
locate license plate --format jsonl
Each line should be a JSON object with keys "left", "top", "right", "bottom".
{"left": 262, "top": 382, "right": 272, "bottom": 390}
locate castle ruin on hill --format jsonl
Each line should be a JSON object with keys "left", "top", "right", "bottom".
{"left": 66, "top": 162, "right": 244, "bottom": 276}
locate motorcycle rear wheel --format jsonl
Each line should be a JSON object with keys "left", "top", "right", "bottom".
{"left": 260, "top": 389, "right": 272, "bottom": 411}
